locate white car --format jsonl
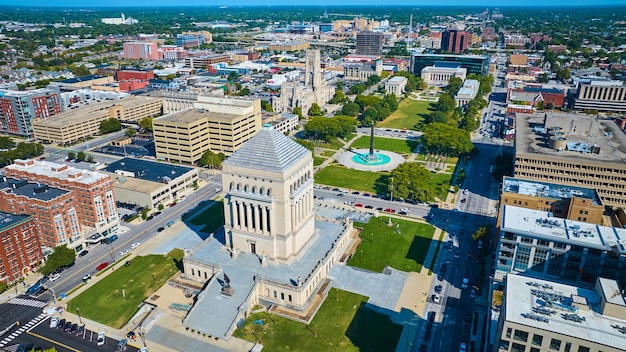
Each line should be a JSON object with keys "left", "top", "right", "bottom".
{"left": 460, "top": 343, "right": 467, "bottom": 352}
{"left": 130, "top": 242, "right": 141, "bottom": 250}
{"left": 462, "top": 189, "right": 469, "bottom": 195}
{"left": 49, "top": 316, "right": 59, "bottom": 328}
{"left": 49, "top": 273, "right": 61, "bottom": 281}
{"left": 119, "top": 250, "right": 129, "bottom": 256}
{"left": 97, "top": 332, "right": 106, "bottom": 346}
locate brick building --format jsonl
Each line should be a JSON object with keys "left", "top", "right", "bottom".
{"left": 123, "top": 42, "right": 159, "bottom": 60}
{"left": 0, "top": 87, "right": 63, "bottom": 137}
{"left": 0, "top": 212, "right": 42, "bottom": 284}
{"left": 441, "top": 29, "right": 471, "bottom": 54}
{"left": 116, "top": 69, "right": 155, "bottom": 81}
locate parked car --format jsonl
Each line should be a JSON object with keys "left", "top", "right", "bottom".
{"left": 116, "top": 338, "right": 128, "bottom": 351}
{"left": 78, "top": 250, "right": 89, "bottom": 257}
{"left": 49, "top": 317, "right": 59, "bottom": 328}
{"left": 49, "top": 273, "right": 61, "bottom": 282}
{"left": 77, "top": 325, "right": 84, "bottom": 336}
{"left": 157, "top": 227, "right": 165, "bottom": 232}
{"left": 96, "top": 262, "right": 109, "bottom": 271}
{"left": 97, "top": 332, "right": 106, "bottom": 346}
{"left": 57, "top": 319, "right": 66, "bottom": 330}
{"left": 69, "top": 323, "right": 78, "bottom": 334}
{"left": 119, "top": 250, "right": 129, "bottom": 256}
{"left": 131, "top": 242, "right": 141, "bottom": 249}
{"left": 63, "top": 321, "right": 72, "bottom": 332}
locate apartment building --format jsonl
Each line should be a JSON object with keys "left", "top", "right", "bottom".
{"left": 33, "top": 96, "right": 162, "bottom": 145}
{"left": 495, "top": 205, "right": 626, "bottom": 286}
{"left": 0, "top": 87, "right": 63, "bottom": 137}
{"left": 514, "top": 113, "right": 626, "bottom": 208}
{"left": 441, "top": 28, "right": 471, "bottom": 54}
{"left": 572, "top": 80, "right": 626, "bottom": 113}
{"left": 0, "top": 212, "right": 42, "bottom": 284}
{"left": 495, "top": 274, "right": 626, "bottom": 352}
{"left": 153, "top": 95, "right": 262, "bottom": 164}
{"left": 0, "top": 178, "right": 80, "bottom": 249}
{"left": 123, "top": 42, "right": 159, "bottom": 60}
{"left": 103, "top": 158, "right": 198, "bottom": 209}
{"left": 4, "top": 159, "right": 119, "bottom": 240}
{"left": 499, "top": 177, "right": 604, "bottom": 226}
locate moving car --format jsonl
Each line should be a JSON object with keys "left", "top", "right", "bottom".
{"left": 49, "top": 273, "right": 61, "bottom": 281}
{"left": 82, "top": 274, "right": 91, "bottom": 281}
{"left": 78, "top": 250, "right": 89, "bottom": 257}
{"left": 131, "top": 242, "right": 141, "bottom": 249}
{"left": 96, "top": 262, "right": 109, "bottom": 271}
{"left": 157, "top": 227, "right": 165, "bottom": 232}
{"left": 119, "top": 250, "right": 129, "bottom": 256}
{"left": 460, "top": 343, "right": 467, "bottom": 352}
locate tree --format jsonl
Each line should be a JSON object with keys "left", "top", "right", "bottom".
{"left": 261, "top": 100, "right": 274, "bottom": 112}
{"left": 349, "top": 83, "right": 367, "bottom": 95}
{"left": 77, "top": 151, "right": 86, "bottom": 161}
{"left": 99, "top": 118, "right": 122, "bottom": 134}
{"left": 472, "top": 225, "right": 492, "bottom": 241}
{"left": 303, "top": 116, "right": 357, "bottom": 141}
{"left": 421, "top": 123, "right": 474, "bottom": 156}
{"left": 0, "top": 136, "right": 15, "bottom": 149}
{"left": 341, "top": 102, "right": 360, "bottom": 116}
{"left": 227, "top": 71, "right": 239, "bottom": 82}
{"left": 366, "top": 74, "right": 381, "bottom": 87}
{"left": 329, "top": 89, "right": 345, "bottom": 104}
{"left": 138, "top": 117, "right": 154, "bottom": 132}
{"left": 308, "top": 103, "right": 322, "bottom": 116}
{"left": 199, "top": 150, "right": 222, "bottom": 168}
{"left": 67, "top": 152, "right": 76, "bottom": 160}
{"left": 292, "top": 107, "right": 303, "bottom": 119}
{"left": 41, "top": 246, "right": 76, "bottom": 276}
{"left": 391, "top": 163, "right": 437, "bottom": 202}
{"left": 124, "top": 128, "right": 137, "bottom": 137}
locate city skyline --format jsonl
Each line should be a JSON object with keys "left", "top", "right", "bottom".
{"left": 1, "top": 0, "right": 625, "bottom": 7}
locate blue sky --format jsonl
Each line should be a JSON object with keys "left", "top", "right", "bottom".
{"left": 1, "top": 0, "right": 624, "bottom": 6}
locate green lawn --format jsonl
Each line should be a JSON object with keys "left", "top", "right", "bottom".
{"left": 316, "top": 137, "right": 345, "bottom": 150}
{"left": 313, "top": 156, "right": 326, "bottom": 166}
{"left": 67, "top": 249, "right": 183, "bottom": 328}
{"left": 429, "top": 172, "right": 453, "bottom": 201}
{"left": 377, "top": 98, "right": 433, "bottom": 130}
{"left": 348, "top": 217, "right": 435, "bottom": 273}
{"left": 187, "top": 201, "right": 225, "bottom": 234}
{"left": 233, "top": 288, "right": 402, "bottom": 352}
{"left": 314, "top": 165, "right": 387, "bottom": 194}
{"left": 350, "top": 136, "right": 418, "bottom": 154}
{"left": 320, "top": 150, "right": 336, "bottom": 158}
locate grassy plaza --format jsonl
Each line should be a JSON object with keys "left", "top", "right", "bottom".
{"left": 350, "top": 136, "right": 418, "bottom": 154}
{"left": 233, "top": 288, "right": 402, "bottom": 352}
{"left": 377, "top": 98, "right": 433, "bottom": 130}
{"left": 348, "top": 217, "right": 435, "bottom": 273}
{"left": 67, "top": 249, "right": 184, "bottom": 328}
{"left": 187, "top": 200, "right": 225, "bottom": 234}
{"left": 314, "top": 165, "right": 387, "bottom": 194}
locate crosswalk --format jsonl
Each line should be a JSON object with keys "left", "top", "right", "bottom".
{"left": 0, "top": 313, "right": 48, "bottom": 348}
{"left": 7, "top": 297, "right": 47, "bottom": 308}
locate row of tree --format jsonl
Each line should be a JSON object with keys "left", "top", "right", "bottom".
{"left": 0, "top": 138, "right": 45, "bottom": 167}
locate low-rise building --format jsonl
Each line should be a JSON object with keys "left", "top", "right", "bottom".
{"left": 385, "top": 76, "right": 407, "bottom": 97}
{"left": 571, "top": 79, "right": 626, "bottom": 113}
{"left": 421, "top": 63, "right": 467, "bottom": 86}
{"left": 267, "top": 41, "right": 310, "bottom": 52}
{"left": 4, "top": 159, "right": 119, "bottom": 242}
{"left": 33, "top": 96, "right": 162, "bottom": 145}
{"left": 52, "top": 75, "right": 115, "bottom": 89}
{"left": 153, "top": 95, "right": 262, "bottom": 164}
{"left": 455, "top": 79, "right": 480, "bottom": 107}
{"left": 0, "top": 212, "right": 42, "bottom": 284}
{"left": 103, "top": 158, "right": 198, "bottom": 209}
{"left": 343, "top": 59, "right": 382, "bottom": 81}
{"left": 495, "top": 274, "right": 626, "bottom": 352}
{"left": 495, "top": 205, "right": 626, "bottom": 286}
{"left": 262, "top": 113, "right": 299, "bottom": 134}
{"left": 184, "top": 54, "right": 230, "bottom": 70}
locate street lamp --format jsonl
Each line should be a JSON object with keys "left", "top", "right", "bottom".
{"left": 388, "top": 176, "right": 394, "bottom": 226}
{"left": 76, "top": 307, "right": 83, "bottom": 325}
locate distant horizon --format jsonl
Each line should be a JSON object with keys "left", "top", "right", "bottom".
{"left": 1, "top": 0, "right": 625, "bottom": 8}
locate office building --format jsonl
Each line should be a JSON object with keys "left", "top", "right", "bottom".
{"left": 499, "top": 177, "right": 604, "bottom": 226}
{"left": 410, "top": 53, "right": 490, "bottom": 76}
{"left": 356, "top": 31, "right": 383, "bottom": 56}
{"left": 514, "top": 112, "right": 626, "bottom": 208}
{"left": 0, "top": 178, "right": 80, "bottom": 249}
{"left": 441, "top": 29, "right": 471, "bottom": 54}
{"left": 183, "top": 54, "right": 230, "bottom": 70}
{"left": 262, "top": 113, "right": 299, "bottom": 134}
{"left": 572, "top": 80, "right": 626, "bottom": 113}
{"left": 175, "top": 34, "right": 205, "bottom": 48}
{"left": 182, "top": 126, "right": 354, "bottom": 337}
{"left": 495, "top": 274, "right": 626, "bottom": 352}
{"left": 153, "top": 95, "right": 262, "bottom": 164}
{"left": 495, "top": 205, "right": 626, "bottom": 286}
{"left": 267, "top": 42, "right": 310, "bottom": 52}
{"left": 33, "top": 96, "right": 162, "bottom": 145}
{"left": 455, "top": 79, "right": 480, "bottom": 107}
{"left": 0, "top": 87, "right": 63, "bottom": 137}
{"left": 103, "top": 158, "right": 198, "bottom": 209}
{"left": 123, "top": 42, "right": 159, "bottom": 60}
{"left": 343, "top": 60, "right": 383, "bottom": 81}
{"left": 0, "top": 212, "right": 42, "bottom": 284}
{"left": 4, "top": 159, "right": 119, "bottom": 241}
{"left": 385, "top": 76, "right": 407, "bottom": 97}
{"left": 421, "top": 63, "right": 467, "bottom": 86}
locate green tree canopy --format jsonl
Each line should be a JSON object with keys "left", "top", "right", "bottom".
{"left": 67, "top": 152, "right": 76, "bottom": 160}
{"left": 390, "top": 163, "right": 437, "bottom": 202}
{"left": 41, "top": 245, "right": 76, "bottom": 276}
{"left": 261, "top": 100, "right": 274, "bottom": 112}
{"left": 199, "top": 150, "right": 222, "bottom": 168}
{"left": 0, "top": 136, "right": 16, "bottom": 150}
{"left": 308, "top": 103, "right": 322, "bottom": 116}
{"left": 77, "top": 151, "right": 86, "bottom": 161}
{"left": 349, "top": 83, "right": 367, "bottom": 95}
{"left": 303, "top": 116, "right": 357, "bottom": 141}
{"left": 421, "top": 123, "right": 474, "bottom": 156}
{"left": 341, "top": 102, "right": 361, "bottom": 116}
{"left": 138, "top": 117, "right": 154, "bottom": 132}
{"left": 99, "top": 118, "right": 122, "bottom": 134}
{"left": 124, "top": 128, "right": 137, "bottom": 137}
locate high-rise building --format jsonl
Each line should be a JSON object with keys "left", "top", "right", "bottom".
{"left": 441, "top": 29, "right": 471, "bottom": 54}
{"left": 572, "top": 79, "right": 626, "bottom": 113}
{"left": 0, "top": 87, "right": 63, "bottom": 137}
{"left": 0, "top": 212, "right": 42, "bottom": 284}
{"left": 122, "top": 42, "right": 159, "bottom": 60}
{"left": 4, "top": 159, "right": 119, "bottom": 241}
{"left": 356, "top": 31, "right": 383, "bottom": 56}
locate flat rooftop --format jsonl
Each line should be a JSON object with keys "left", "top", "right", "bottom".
{"left": 104, "top": 158, "right": 195, "bottom": 183}
{"left": 515, "top": 112, "right": 626, "bottom": 166}
{"left": 0, "top": 212, "right": 32, "bottom": 231}
{"left": 505, "top": 274, "right": 626, "bottom": 349}
{"left": 6, "top": 159, "right": 108, "bottom": 185}
{"left": 502, "top": 177, "right": 602, "bottom": 205}
{"left": 501, "top": 205, "right": 626, "bottom": 255}
{"left": 0, "top": 177, "right": 68, "bottom": 202}
{"left": 34, "top": 96, "right": 161, "bottom": 127}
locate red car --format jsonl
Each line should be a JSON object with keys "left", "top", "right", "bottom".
{"left": 384, "top": 208, "right": 396, "bottom": 213}
{"left": 169, "top": 202, "right": 177, "bottom": 207}
{"left": 355, "top": 203, "right": 363, "bottom": 207}
{"left": 96, "top": 262, "right": 109, "bottom": 271}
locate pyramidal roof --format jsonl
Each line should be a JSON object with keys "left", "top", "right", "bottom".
{"left": 223, "top": 125, "right": 311, "bottom": 173}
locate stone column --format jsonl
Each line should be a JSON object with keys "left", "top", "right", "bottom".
{"left": 246, "top": 202, "right": 253, "bottom": 231}
{"left": 260, "top": 205, "right": 267, "bottom": 235}
{"left": 232, "top": 201, "right": 239, "bottom": 228}
{"left": 253, "top": 203, "right": 260, "bottom": 234}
